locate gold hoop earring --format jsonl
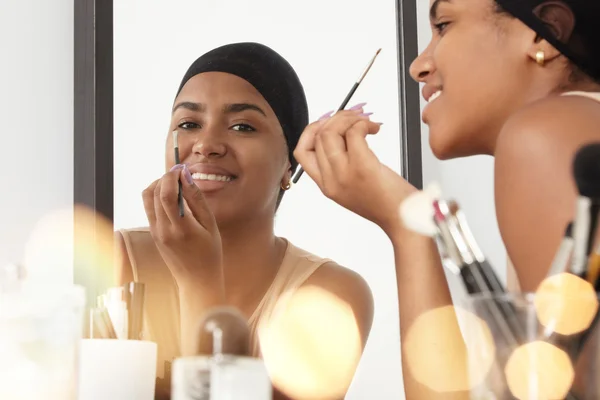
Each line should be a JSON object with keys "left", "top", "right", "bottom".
{"left": 281, "top": 182, "right": 291, "bottom": 191}
{"left": 535, "top": 50, "right": 545, "bottom": 66}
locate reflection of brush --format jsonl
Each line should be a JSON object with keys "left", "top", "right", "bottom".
{"left": 292, "top": 48, "right": 382, "bottom": 184}
{"left": 173, "top": 130, "right": 184, "bottom": 217}
{"left": 89, "top": 307, "right": 117, "bottom": 339}
{"left": 126, "top": 282, "right": 145, "bottom": 340}
{"left": 106, "top": 287, "right": 128, "bottom": 339}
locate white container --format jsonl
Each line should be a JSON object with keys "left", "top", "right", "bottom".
{"left": 172, "top": 355, "right": 272, "bottom": 400}
{"left": 78, "top": 339, "right": 157, "bottom": 400}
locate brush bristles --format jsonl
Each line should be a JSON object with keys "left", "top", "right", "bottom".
{"left": 357, "top": 48, "right": 382, "bottom": 83}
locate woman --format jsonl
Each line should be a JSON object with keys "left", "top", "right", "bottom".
{"left": 294, "top": 0, "right": 600, "bottom": 398}
{"left": 115, "top": 42, "right": 374, "bottom": 399}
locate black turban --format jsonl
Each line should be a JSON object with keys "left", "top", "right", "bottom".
{"left": 175, "top": 42, "right": 309, "bottom": 174}
{"left": 495, "top": 0, "right": 600, "bottom": 82}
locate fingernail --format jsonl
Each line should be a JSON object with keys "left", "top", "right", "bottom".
{"left": 183, "top": 165, "right": 193, "bottom": 185}
{"left": 349, "top": 102, "right": 367, "bottom": 111}
{"left": 360, "top": 112, "right": 374, "bottom": 117}
{"left": 318, "top": 110, "right": 334, "bottom": 120}
{"left": 170, "top": 164, "right": 184, "bottom": 172}
{"left": 377, "top": 122, "right": 384, "bottom": 126}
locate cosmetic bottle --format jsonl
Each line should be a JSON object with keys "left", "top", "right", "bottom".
{"left": 171, "top": 306, "right": 272, "bottom": 400}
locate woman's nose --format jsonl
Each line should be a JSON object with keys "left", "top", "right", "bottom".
{"left": 409, "top": 45, "right": 435, "bottom": 83}
{"left": 191, "top": 131, "right": 227, "bottom": 159}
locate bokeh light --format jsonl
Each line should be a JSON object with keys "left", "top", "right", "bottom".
{"left": 23, "top": 205, "right": 120, "bottom": 288}
{"left": 23, "top": 207, "right": 75, "bottom": 285}
{"left": 535, "top": 272, "right": 598, "bottom": 335}
{"left": 403, "top": 305, "right": 495, "bottom": 392}
{"left": 258, "top": 285, "right": 362, "bottom": 400}
{"left": 505, "top": 340, "right": 574, "bottom": 400}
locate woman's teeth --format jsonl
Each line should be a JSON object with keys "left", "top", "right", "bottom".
{"left": 428, "top": 90, "right": 442, "bottom": 102}
{"left": 191, "top": 173, "right": 232, "bottom": 182}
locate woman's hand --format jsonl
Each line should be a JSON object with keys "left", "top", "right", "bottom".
{"left": 294, "top": 110, "right": 417, "bottom": 236}
{"left": 142, "top": 164, "right": 223, "bottom": 290}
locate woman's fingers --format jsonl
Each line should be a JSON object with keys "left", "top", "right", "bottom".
{"left": 159, "top": 167, "right": 185, "bottom": 225}
{"left": 142, "top": 179, "right": 160, "bottom": 226}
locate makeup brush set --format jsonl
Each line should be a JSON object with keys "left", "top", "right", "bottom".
{"left": 402, "top": 142, "right": 600, "bottom": 399}
{"left": 89, "top": 282, "right": 145, "bottom": 341}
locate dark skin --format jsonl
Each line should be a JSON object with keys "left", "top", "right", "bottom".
{"left": 294, "top": 0, "right": 600, "bottom": 398}
{"left": 115, "top": 72, "right": 374, "bottom": 399}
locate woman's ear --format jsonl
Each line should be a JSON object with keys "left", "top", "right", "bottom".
{"left": 526, "top": 1, "right": 576, "bottom": 64}
{"left": 281, "top": 162, "right": 293, "bottom": 189}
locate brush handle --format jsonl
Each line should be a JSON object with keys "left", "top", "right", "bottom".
{"left": 459, "top": 265, "right": 483, "bottom": 294}
{"left": 292, "top": 167, "right": 304, "bottom": 184}
{"left": 174, "top": 148, "right": 184, "bottom": 217}
{"left": 587, "top": 203, "right": 599, "bottom": 256}
{"left": 460, "top": 262, "right": 505, "bottom": 295}
{"left": 294, "top": 82, "right": 362, "bottom": 184}
{"left": 461, "top": 262, "right": 526, "bottom": 344}
{"left": 177, "top": 180, "right": 184, "bottom": 217}
{"left": 338, "top": 82, "right": 359, "bottom": 111}
{"left": 591, "top": 253, "right": 600, "bottom": 290}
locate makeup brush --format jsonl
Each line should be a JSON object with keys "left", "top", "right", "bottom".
{"left": 566, "top": 144, "right": 600, "bottom": 357}
{"left": 540, "top": 145, "right": 600, "bottom": 366}
{"left": 430, "top": 200, "right": 583, "bottom": 398}
{"left": 572, "top": 143, "right": 600, "bottom": 258}
{"left": 545, "top": 223, "right": 575, "bottom": 278}
{"left": 433, "top": 200, "right": 522, "bottom": 346}
{"left": 570, "top": 197, "right": 592, "bottom": 278}
{"left": 126, "top": 282, "right": 145, "bottom": 340}
{"left": 173, "top": 130, "right": 184, "bottom": 217}
{"left": 292, "top": 48, "right": 382, "bottom": 184}
{"left": 589, "top": 244, "right": 600, "bottom": 289}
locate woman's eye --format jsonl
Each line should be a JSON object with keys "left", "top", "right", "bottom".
{"left": 178, "top": 121, "right": 200, "bottom": 130}
{"left": 231, "top": 124, "right": 256, "bottom": 132}
{"left": 434, "top": 22, "right": 450, "bottom": 34}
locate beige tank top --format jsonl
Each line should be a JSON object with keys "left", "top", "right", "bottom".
{"left": 506, "top": 90, "right": 600, "bottom": 291}
{"left": 118, "top": 227, "right": 331, "bottom": 379}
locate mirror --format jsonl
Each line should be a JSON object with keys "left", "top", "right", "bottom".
{"left": 413, "top": 0, "right": 507, "bottom": 284}
{"left": 73, "top": 0, "right": 423, "bottom": 398}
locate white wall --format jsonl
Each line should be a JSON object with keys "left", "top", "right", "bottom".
{"left": 415, "top": 1, "right": 507, "bottom": 283}
{"left": 0, "top": 1, "right": 74, "bottom": 279}
{"left": 114, "top": 0, "right": 404, "bottom": 398}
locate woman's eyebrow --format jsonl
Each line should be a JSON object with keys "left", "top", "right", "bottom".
{"left": 172, "top": 101, "right": 205, "bottom": 114}
{"left": 430, "top": 0, "right": 451, "bottom": 21}
{"left": 223, "top": 103, "right": 267, "bottom": 117}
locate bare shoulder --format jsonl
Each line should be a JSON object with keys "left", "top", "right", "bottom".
{"left": 305, "top": 262, "right": 373, "bottom": 301}
{"left": 497, "top": 93, "right": 600, "bottom": 153}
{"left": 303, "top": 261, "right": 374, "bottom": 343}
{"left": 113, "top": 227, "right": 155, "bottom": 285}
{"left": 494, "top": 94, "right": 600, "bottom": 291}
{"left": 262, "top": 260, "right": 374, "bottom": 398}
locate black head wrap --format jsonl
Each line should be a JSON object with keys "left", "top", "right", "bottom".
{"left": 495, "top": 0, "right": 600, "bottom": 82}
{"left": 175, "top": 42, "right": 309, "bottom": 174}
